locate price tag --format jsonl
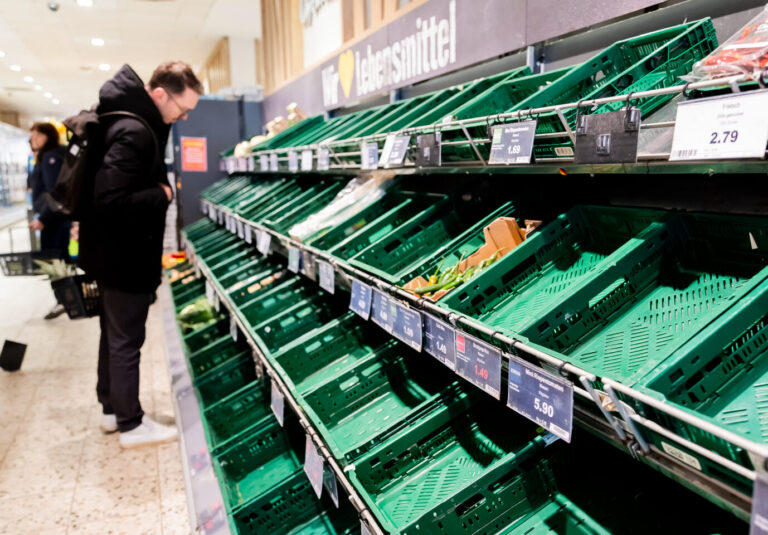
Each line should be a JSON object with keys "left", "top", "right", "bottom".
{"left": 301, "top": 251, "right": 315, "bottom": 279}
{"left": 751, "top": 475, "right": 768, "bottom": 535}
{"left": 213, "top": 291, "right": 220, "bottom": 312}
{"left": 301, "top": 149, "right": 313, "bottom": 171}
{"left": 317, "top": 260, "right": 335, "bottom": 294}
{"left": 200, "top": 201, "right": 207, "bottom": 215}
{"left": 226, "top": 158, "right": 235, "bottom": 174}
{"left": 269, "top": 153, "right": 279, "bottom": 171}
{"left": 237, "top": 220, "right": 244, "bottom": 239}
{"left": 371, "top": 289, "right": 395, "bottom": 333}
{"left": 380, "top": 134, "right": 411, "bottom": 168}
{"left": 230, "top": 315, "right": 238, "bottom": 342}
{"left": 208, "top": 207, "right": 216, "bottom": 221}
{"left": 205, "top": 280, "right": 214, "bottom": 306}
{"left": 247, "top": 156, "right": 254, "bottom": 172}
{"left": 361, "top": 521, "right": 373, "bottom": 535}
{"left": 574, "top": 110, "right": 640, "bottom": 165}
{"left": 228, "top": 216, "right": 237, "bottom": 234}
{"left": 507, "top": 355, "right": 573, "bottom": 442}
{"left": 244, "top": 224, "right": 253, "bottom": 244}
{"left": 360, "top": 141, "right": 379, "bottom": 169}
{"left": 219, "top": 160, "right": 226, "bottom": 172}
{"left": 194, "top": 261, "right": 201, "bottom": 278}
{"left": 288, "top": 247, "right": 301, "bottom": 273}
{"left": 323, "top": 468, "right": 339, "bottom": 508}
{"left": 260, "top": 154, "right": 269, "bottom": 172}
{"left": 217, "top": 210, "right": 224, "bottom": 225}
{"left": 317, "top": 147, "right": 330, "bottom": 170}
{"left": 454, "top": 332, "right": 502, "bottom": 399}
{"left": 304, "top": 435, "right": 324, "bottom": 499}
{"left": 270, "top": 380, "right": 285, "bottom": 427}
{"left": 288, "top": 151, "right": 299, "bottom": 172}
{"left": 392, "top": 303, "right": 422, "bottom": 351}
{"left": 489, "top": 121, "right": 537, "bottom": 164}
{"left": 414, "top": 133, "right": 442, "bottom": 167}
{"left": 670, "top": 91, "right": 768, "bottom": 161}
{"left": 238, "top": 157, "right": 247, "bottom": 171}
{"left": 257, "top": 231, "right": 272, "bottom": 256}
{"left": 423, "top": 314, "right": 456, "bottom": 370}
{"left": 349, "top": 279, "right": 372, "bottom": 320}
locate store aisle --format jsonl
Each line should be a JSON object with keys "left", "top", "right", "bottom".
{"left": 0, "top": 227, "right": 191, "bottom": 534}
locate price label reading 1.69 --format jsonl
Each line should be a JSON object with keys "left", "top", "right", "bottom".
{"left": 349, "top": 279, "right": 373, "bottom": 320}
{"left": 670, "top": 91, "right": 768, "bottom": 161}
{"left": 392, "top": 303, "right": 422, "bottom": 351}
{"left": 454, "top": 332, "right": 502, "bottom": 399}
{"left": 507, "top": 355, "right": 573, "bottom": 442}
{"left": 371, "top": 289, "right": 394, "bottom": 333}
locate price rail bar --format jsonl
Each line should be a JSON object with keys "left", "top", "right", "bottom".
{"left": 196, "top": 197, "right": 768, "bottom": 512}
{"left": 234, "top": 73, "right": 756, "bottom": 162}
{"left": 186, "top": 241, "right": 388, "bottom": 535}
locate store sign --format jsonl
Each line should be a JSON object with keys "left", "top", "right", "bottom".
{"left": 489, "top": 122, "right": 536, "bottom": 165}
{"left": 181, "top": 137, "right": 207, "bottom": 172}
{"left": 670, "top": 91, "right": 768, "bottom": 161}
{"left": 507, "top": 355, "right": 573, "bottom": 442}
{"left": 455, "top": 332, "right": 502, "bottom": 399}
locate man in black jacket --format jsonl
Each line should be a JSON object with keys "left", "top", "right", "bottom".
{"left": 79, "top": 62, "right": 202, "bottom": 448}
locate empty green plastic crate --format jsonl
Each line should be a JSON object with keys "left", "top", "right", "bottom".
{"left": 202, "top": 381, "right": 270, "bottom": 452}
{"left": 495, "top": 494, "right": 610, "bottom": 535}
{"left": 187, "top": 335, "right": 248, "bottom": 381}
{"left": 194, "top": 352, "right": 257, "bottom": 409}
{"left": 181, "top": 318, "right": 231, "bottom": 355}
{"left": 239, "top": 279, "right": 324, "bottom": 327}
{"left": 297, "top": 341, "right": 465, "bottom": 464}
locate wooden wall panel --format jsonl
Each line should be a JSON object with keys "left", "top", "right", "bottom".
{"left": 262, "top": 0, "right": 305, "bottom": 95}
{"left": 199, "top": 37, "right": 231, "bottom": 95}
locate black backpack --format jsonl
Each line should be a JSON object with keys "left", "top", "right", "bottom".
{"left": 44, "top": 108, "right": 159, "bottom": 220}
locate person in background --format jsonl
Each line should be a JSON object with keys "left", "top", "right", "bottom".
{"left": 79, "top": 61, "right": 202, "bottom": 448}
{"left": 28, "top": 121, "right": 70, "bottom": 320}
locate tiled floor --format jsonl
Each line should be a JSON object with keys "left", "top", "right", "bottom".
{"left": 0, "top": 219, "right": 191, "bottom": 534}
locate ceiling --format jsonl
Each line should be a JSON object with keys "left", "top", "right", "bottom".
{"left": 0, "top": 0, "right": 262, "bottom": 127}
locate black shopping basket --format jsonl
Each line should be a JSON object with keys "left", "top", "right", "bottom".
{"left": 0, "top": 226, "right": 62, "bottom": 276}
{"left": 51, "top": 275, "right": 100, "bottom": 319}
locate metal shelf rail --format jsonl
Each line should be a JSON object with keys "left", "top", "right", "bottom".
{"left": 191, "top": 194, "right": 768, "bottom": 525}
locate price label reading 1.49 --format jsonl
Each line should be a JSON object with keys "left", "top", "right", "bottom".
{"left": 454, "top": 332, "right": 502, "bottom": 399}
{"left": 349, "top": 279, "right": 373, "bottom": 320}
{"left": 423, "top": 314, "right": 456, "bottom": 370}
{"left": 371, "top": 289, "right": 394, "bottom": 333}
{"left": 507, "top": 355, "right": 573, "bottom": 442}
{"left": 392, "top": 303, "right": 422, "bottom": 351}
{"left": 670, "top": 91, "right": 768, "bottom": 161}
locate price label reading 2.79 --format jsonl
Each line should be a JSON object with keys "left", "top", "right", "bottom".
{"left": 507, "top": 355, "right": 573, "bottom": 442}
{"left": 454, "top": 332, "right": 502, "bottom": 399}
{"left": 670, "top": 91, "right": 768, "bottom": 161}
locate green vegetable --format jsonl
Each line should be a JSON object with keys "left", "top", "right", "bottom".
{"left": 178, "top": 297, "right": 215, "bottom": 325}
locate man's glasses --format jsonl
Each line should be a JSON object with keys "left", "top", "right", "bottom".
{"left": 164, "top": 89, "right": 192, "bottom": 117}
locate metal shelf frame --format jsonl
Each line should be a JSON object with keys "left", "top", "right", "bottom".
{"left": 191, "top": 195, "right": 768, "bottom": 524}
{"left": 224, "top": 74, "right": 768, "bottom": 175}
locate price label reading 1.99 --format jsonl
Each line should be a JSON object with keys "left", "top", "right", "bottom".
{"left": 349, "top": 279, "right": 373, "bottom": 320}
{"left": 507, "top": 354, "right": 573, "bottom": 442}
{"left": 454, "top": 332, "right": 502, "bottom": 399}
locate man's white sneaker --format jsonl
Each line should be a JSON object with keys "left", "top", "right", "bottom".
{"left": 100, "top": 413, "right": 118, "bottom": 434}
{"left": 119, "top": 417, "right": 178, "bottom": 449}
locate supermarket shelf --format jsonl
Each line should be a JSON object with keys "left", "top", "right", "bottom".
{"left": 187, "top": 248, "right": 387, "bottom": 535}
{"left": 192, "top": 197, "right": 768, "bottom": 523}
{"left": 159, "top": 281, "right": 231, "bottom": 535}
{"left": 223, "top": 73, "right": 768, "bottom": 175}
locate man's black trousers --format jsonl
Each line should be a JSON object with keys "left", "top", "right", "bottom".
{"left": 96, "top": 285, "right": 153, "bottom": 432}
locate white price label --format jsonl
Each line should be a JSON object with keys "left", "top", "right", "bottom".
{"left": 260, "top": 154, "right": 269, "bottom": 171}
{"left": 270, "top": 153, "right": 279, "bottom": 171}
{"left": 288, "top": 247, "right": 301, "bottom": 273}
{"left": 670, "top": 91, "right": 768, "bottom": 161}
{"left": 236, "top": 220, "right": 244, "bottom": 239}
{"left": 230, "top": 315, "right": 238, "bottom": 342}
{"left": 317, "top": 260, "right": 335, "bottom": 294}
{"left": 205, "top": 280, "right": 214, "bottom": 305}
{"left": 244, "top": 225, "right": 253, "bottom": 244}
{"left": 304, "top": 435, "right": 324, "bottom": 499}
{"left": 271, "top": 380, "right": 285, "bottom": 427}
{"left": 317, "top": 147, "right": 330, "bottom": 171}
{"left": 257, "top": 231, "right": 272, "bottom": 255}
{"left": 301, "top": 149, "right": 313, "bottom": 171}
{"left": 247, "top": 157, "right": 255, "bottom": 172}
{"left": 288, "top": 151, "right": 299, "bottom": 172}
{"left": 360, "top": 142, "right": 379, "bottom": 169}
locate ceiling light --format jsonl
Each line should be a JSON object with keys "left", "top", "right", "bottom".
{"left": 52, "top": 98, "right": 60, "bottom": 105}
{"left": 10, "top": 65, "right": 21, "bottom": 72}
{"left": 76, "top": 0, "right": 94, "bottom": 6}
{"left": 34, "top": 84, "right": 42, "bottom": 91}
{"left": 23, "top": 76, "right": 34, "bottom": 83}
{"left": 98, "top": 63, "right": 110, "bottom": 71}
{"left": 44, "top": 92, "right": 52, "bottom": 99}
{"left": 90, "top": 37, "right": 104, "bottom": 47}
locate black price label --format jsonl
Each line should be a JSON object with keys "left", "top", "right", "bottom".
{"left": 288, "top": 151, "right": 299, "bottom": 172}
{"left": 507, "top": 355, "right": 573, "bottom": 442}
{"left": 574, "top": 109, "right": 640, "bottom": 165}
{"left": 489, "top": 121, "right": 537, "bottom": 165}
{"left": 271, "top": 380, "right": 285, "bottom": 427}
{"left": 288, "top": 247, "right": 301, "bottom": 273}
{"left": 349, "top": 279, "right": 372, "bottom": 320}
{"left": 371, "top": 289, "right": 394, "bottom": 333}
{"left": 455, "top": 332, "right": 502, "bottom": 399}
{"left": 317, "top": 147, "right": 330, "bottom": 170}
{"left": 269, "top": 153, "right": 278, "bottom": 171}
{"left": 317, "top": 260, "right": 335, "bottom": 294}
{"left": 423, "top": 314, "right": 456, "bottom": 370}
{"left": 415, "top": 133, "right": 442, "bottom": 167}
{"left": 392, "top": 303, "right": 422, "bottom": 351}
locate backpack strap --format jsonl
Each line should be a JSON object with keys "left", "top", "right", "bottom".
{"left": 99, "top": 110, "right": 162, "bottom": 171}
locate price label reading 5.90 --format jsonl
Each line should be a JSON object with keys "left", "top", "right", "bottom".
{"left": 507, "top": 354, "right": 573, "bottom": 442}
